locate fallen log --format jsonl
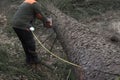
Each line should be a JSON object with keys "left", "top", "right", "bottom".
{"left": 46, "top": 4, "right": 120, "bottom": 80}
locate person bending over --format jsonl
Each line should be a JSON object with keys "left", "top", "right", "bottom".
{"left": 12, "top": 0, "right": 52, "bottom": 65}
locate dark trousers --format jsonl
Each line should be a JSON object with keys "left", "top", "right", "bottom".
{"left": 13, "top": 27, "right": 38, "bottom": 64}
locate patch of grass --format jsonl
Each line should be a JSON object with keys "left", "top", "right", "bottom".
{"left": 0, "top": 45, "right": 10, "bottom": 75}
{"left": 115, "top": 77, "right": 120, "bottom": 80}
{"left": 53, "top": 60, "right": 76, "bottom": 80}
{"left": 0, "top": 44, "right": 47, "bottom": 80}
{"left": 4, "top": 17, "right": 16, "bottom": 37}
{"left": 0, "top": 45, "right": 9, "bottom": 63}
{"left": 0, "top": 43, "right": 76, "bottom": 80}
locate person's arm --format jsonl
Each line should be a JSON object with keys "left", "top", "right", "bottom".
{"left": 33, "top": 2, "right": 52, "bottom": 28}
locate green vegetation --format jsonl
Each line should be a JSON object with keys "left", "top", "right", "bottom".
{"left": 116, "top": 77, "right": 120, "bottom": 80}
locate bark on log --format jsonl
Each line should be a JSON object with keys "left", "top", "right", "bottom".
{"left": 46, "top": 4, "right": 120, "bottom": 80}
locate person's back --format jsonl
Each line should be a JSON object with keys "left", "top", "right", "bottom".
{"left": 12, "top": 0, "right": 47, "bottom": 30}
{"left": 13, "top": 2, "right": 35, "bottom": 28}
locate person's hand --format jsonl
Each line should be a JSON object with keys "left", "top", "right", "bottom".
{"left": 45, "top": 20, "right": 52, "bottom": 28}
{"left": 44, "top": 18, "right": 52, "bottom": 28}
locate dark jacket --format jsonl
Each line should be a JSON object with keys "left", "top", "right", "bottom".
{"left": 12, "top": 1, "right": 47, "bottom": 30}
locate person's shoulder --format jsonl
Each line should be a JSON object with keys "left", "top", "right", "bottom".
{"left": 32, "top": 1, "right": 39, "bottom": 5}
{"left": 32, "top": 1, "right": 41, "bottom": 7}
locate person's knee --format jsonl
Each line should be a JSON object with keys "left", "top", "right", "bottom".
{"left": 24, "top": 40, "right": 36, "bottom": 50}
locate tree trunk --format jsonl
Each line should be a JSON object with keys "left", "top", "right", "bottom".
{"left": 46, "top": 4, "right": 120, "bottom": 80}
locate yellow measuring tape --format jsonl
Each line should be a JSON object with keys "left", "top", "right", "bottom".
{"left": 32, "top": 31, "right": 81, "bottom": 68}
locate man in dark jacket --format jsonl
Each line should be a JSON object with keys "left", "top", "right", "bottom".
{"left": 12, "top": 0, "right": 52, "bottom": 65}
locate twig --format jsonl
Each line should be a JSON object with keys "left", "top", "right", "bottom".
{"left": 42, "top": 32, "right": 54, "bottom": 44}
{"left": 66, "top": 69, "right": 71, "bottom": 80}
{"left": 40, "top": 60, "right": 54, "bottom": 71}
{"left": 49, "top": 35, "right": 57, "bottom": 51}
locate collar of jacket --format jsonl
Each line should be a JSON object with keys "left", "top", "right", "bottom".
{"left": 24, "top": 0, "right": 36, "bottom": 4}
